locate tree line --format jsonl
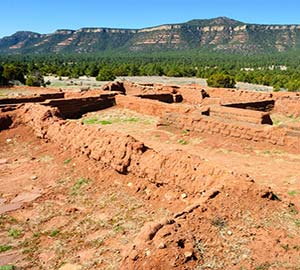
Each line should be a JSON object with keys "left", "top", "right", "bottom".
{"left": 0, "top": 52, "right": 299, "bottom": 91}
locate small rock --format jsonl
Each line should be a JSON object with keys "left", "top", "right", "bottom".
{"left": 181, "top": 193, "right": 187, "bottom": 199}
{"left": 158, "top": 242, "right": 166, "bottom": 249}
{"left": 127, "top": 182, "right": 133, "bottom": 187}
{"left": 0, "top": 158, "right": 8, "bottom": 165}
{"left": 129, "top": 250, "right": 139, "bottom": 261}
{"left": 227, "top": 230, "right": 233, "bottom": 236}
{"left": 242, "top": 254, "right": 248, "bottom": 259}
{"left": 184, "top": 251, "right": 194, "bottom": 258}
{"left": 6, "top": 138, "right": 12, "bottom": 143}
{"left": 31, "top": 175, "right": 38, "bottom": 180}
{"left": 145, "top": 249, "right": 151, "bottom": 257}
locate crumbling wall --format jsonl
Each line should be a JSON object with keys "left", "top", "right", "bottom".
{"left": 102, "top": 81, "right": 126, "bottom": 93}
{"left": 159, "top": 112, "right": 300, "bottom": 152}
{"left": 175, "top": 85, "right": 208, "bottom": 104}
{"left": 273, "top": 95, "right": 300, "bottom": 116}
{"left": 102, "top": 81, "right": 183, "bottom": 103}
{"left": 137, "top": 93, "right": 183, "bottom": 103}
{"left": 41, "top": 95, "right": 115, "bottom": 119}
{"left": 209, "top": 105, "right": 273, "bottom": 125}
{"left": 115, "top": 95, "right": 193, "bottom": 117}
{"left": 203, "top": 88, "right": 300, "bottom": 116}
{"left": 0, "top": 93, "right": 64, "bottom": 105}
{"left": 19, "top": 104, "right": 247, "bottom": 193}
{"left": 205, "top": 87, "right": 273, "bottom": 104}
{"left": 223, "top": 100, "right": 275, "bottom": 112}
{"left": 122, "top": 81, "right": 170, "bottom": 96}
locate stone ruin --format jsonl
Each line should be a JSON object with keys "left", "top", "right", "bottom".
{"left": 1, "top": 81, "right": 300, "bottom": 152}
{"left": 1, "top": 82, "right": 300, "bottom": 269}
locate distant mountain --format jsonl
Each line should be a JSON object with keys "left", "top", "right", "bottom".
{"left": 1, "top": 17, "right": 300, "bottom": 55}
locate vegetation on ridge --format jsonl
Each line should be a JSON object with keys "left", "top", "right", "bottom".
{"left": 0, "top": 52, "right": 300, "bottom": 91}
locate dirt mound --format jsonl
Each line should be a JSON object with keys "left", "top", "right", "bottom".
{"left": 121, "top": 182, "right": 299, "bottom": 270}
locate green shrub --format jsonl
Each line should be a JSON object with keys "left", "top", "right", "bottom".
{"left": 207, "top": 73, "right": 236, "bottom": 88}
{"left": 0, "top": 265, "right": 15, "bottom": 270}
{"left": 0, "top": 245, "right": 12, "bottom": 253}
{"left": 8, "top": 228, "right": 22, "bottom": 239}
{"left": 26, "top": 70, "right": 45, "bottom": 87}
{"left": 96, "top": 67, "right": 116, "bottom": 81}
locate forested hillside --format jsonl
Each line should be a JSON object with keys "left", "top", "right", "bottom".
{"left": 1, "top": 52, "right": 300, "bottom": 91}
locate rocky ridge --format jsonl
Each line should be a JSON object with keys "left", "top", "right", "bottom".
{"left": 1, "top": 17, "right": 300, "bottom": 54}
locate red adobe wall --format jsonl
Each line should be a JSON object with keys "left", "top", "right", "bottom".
{"left": 201, "top": 87, "right": 300, "bottom": 116}
{"left": 116, "top": 95, "right": 273, "bottom": 125}
{"left": 122, "top": 81, "right": 169, "bottom": 96}
{"left": 159, "top": 112, "right": 300, "bottom": 152}
{"left": 176, "top": 85, "right": 300, "bottom": 117}
{"left": 204, "top": 87, "right": 273, "bottom": 104}
{"left": 175, "top": 85, "right": 206, "bottom": 104}
{"left": 273, "top": 94, "right": 300, "bottom": 116}
{"left": 0, "top": 93, "right": 64, "bottom": 105}
{"left": 41, "top": 95, "right": 115, "bottom": 119}
{"left": 115, "top": 95, "right": 193, "bottom": 117}
{"left": 17, "top": 103, "right": 249, "bottom": 194}
{"left": 209, "top": 105, "right": 273, "bottom": 125}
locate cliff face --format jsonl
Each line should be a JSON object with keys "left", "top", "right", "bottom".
{"left": 0, "top": 17, "right": 300, "bottom": 54}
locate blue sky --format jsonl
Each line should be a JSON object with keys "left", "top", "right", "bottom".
{"left": 1, "top": 0, "right": 300, "bottom": 37}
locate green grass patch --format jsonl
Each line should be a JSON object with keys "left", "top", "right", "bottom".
{"left": 272, "top": 119, "right": 282, "bottom": 126}
{"left": 71, "top": 177, "right": 89, "bottom": 195}
{"left": 82, "top": 118, "right": 112, "bottom": 125}
{"left": 288, "top": 190, "right": 300, "bottom": 196}
{"left": 98, "top": 120, "right": 113, "bottom": 125}
{"left": 8, "top": 228, "right": 22, "bottom": 239}
{"left": 82, "top": 116, "right": 148, "bottom": 125}
{"left": 0, "top": 266, "right": 15, "bottom": 270}
{"left": 49, "top": 230, "right": 60, "bottom": 237}
{"left": 178, "top": 139, "right": 189, "bottom": 145}
{"left": 123, "top": 117, "right": 139, "bottom": 123}
{"left": 113, "top": 224, "right": 125, "bottom": 233}
{"left": 255, "top": 263, "right": 272, "bottom": 270}
{"left": 63, "top": 158, "right": 72, "bottom": 165}
{"left": 0, "top": 245, "right": 12, "bottom": 253}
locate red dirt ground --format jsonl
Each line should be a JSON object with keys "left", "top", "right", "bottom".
{"left": 1, "top": 85, "right": 300, "bottom": 270}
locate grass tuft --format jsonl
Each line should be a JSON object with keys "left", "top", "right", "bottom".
{"left": 49, "top": 230, "right": 60, "bottom": 237}
{"left": 0, "top": 266, "right": 15, "bottom": 270}
{"left": 82, "top": 118, "right": 112, "bottom": 125}
{"left": 8, "top": 228, "right": 22, "bottom": 239}
{"left": 0, "top": 245, "right": 12, "bottom": 253}
{"left": 63, "top": 158, "right": 72, "bottom": 165}
{"left": 178, "top": 139, "right": 188, "bottom": 145}
{"left": 71, "top": 177, "right": 89, "bottom": 195}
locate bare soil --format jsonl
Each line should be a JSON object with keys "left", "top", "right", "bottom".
{"left": 0, "top": 85, "right": 299, "bottom": 270}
